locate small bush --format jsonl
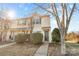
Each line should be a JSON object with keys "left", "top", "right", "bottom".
{"left": 15, "top": 34, "right": 27, "bottom": 43}
{"left": 31, "top": 33, "right": 43, "bottom": 44}
{"left": 25, "top": 34, "right": 30, "bottom": 41}
{"left": 52, "top": 28, "right": 60, "bottom": 43}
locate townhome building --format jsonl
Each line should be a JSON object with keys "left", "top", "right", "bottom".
{"left": 0, "top": 13, "right": 52, "bottom": 43}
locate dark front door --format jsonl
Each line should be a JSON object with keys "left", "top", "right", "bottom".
{"left": 44, "top": 31, "right": 49, "bottom": 41}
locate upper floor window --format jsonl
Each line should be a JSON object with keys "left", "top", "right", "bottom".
{"left": 32, "top": 16, "right": 41, "bottom": 24}
{"left": 18, "top": 19, "right": 26, "bottom": 25}
{"left": 36, "top": 18, "right": 41, "bottom": 24}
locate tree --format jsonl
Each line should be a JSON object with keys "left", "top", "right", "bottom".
{"left": 0, "top": 10, "right": 11, "bottom": 42}
{"left": 34, "top": 3, "right": 76, "bottom": 55}
{"left": 52, "top": 28, "right": 60, "bottom": 43}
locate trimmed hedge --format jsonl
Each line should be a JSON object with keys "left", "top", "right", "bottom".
{"left": 31, "top": 33, "right": 43, "bottom": 44}
{"left": 25, "top": 34, "right": 30, "bottom": 41}
{"left": 52, "top": 28, "right": 61, "bottom": 43}
{"left": 15, "top": 34, "right": 30, "bottom": 43}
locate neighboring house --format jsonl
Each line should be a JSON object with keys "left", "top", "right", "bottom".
{"left": 0, "top": 13, "right": 52, "bottom": 43}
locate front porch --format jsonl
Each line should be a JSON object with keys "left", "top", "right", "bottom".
{"left": 42, "top": 27, "right": 52, "bottom": 43}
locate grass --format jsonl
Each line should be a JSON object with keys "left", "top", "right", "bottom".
{"left": 66, "top": 43, "right": 79, "bottom": 56}
{"left": 0, "top": 42, "right": 41, "bottom": 56}
{"left": 48, "top": 42, "right": 79, "bottom": 56}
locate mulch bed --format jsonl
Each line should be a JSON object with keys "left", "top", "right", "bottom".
{"left": 48, "top": 43, "right": 61, "bottom": 56}
{"left": 0, "top": 42, "right": 41, "bottom": 56}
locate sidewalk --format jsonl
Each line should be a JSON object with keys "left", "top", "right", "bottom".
{"left": 34, "top": 43, "right": 49, "bottom": 56}
{"left": 0, "top": 42, "right": 16, "bottom": 48}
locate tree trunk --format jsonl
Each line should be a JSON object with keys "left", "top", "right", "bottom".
{"left": 60, "top": 33, "right": 66, "bottom": 55}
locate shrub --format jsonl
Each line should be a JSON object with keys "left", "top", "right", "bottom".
{"left": 25, "top": 34, "right": 30, "bottom": 41}
{"left": 31, "top": 33, "right": 43, "bottom": 44}
{"left": 15, "top": 34, "right": 27, "bottom": 43}
{"left": 52, "top": 28, "right": 61, "bottom": 43}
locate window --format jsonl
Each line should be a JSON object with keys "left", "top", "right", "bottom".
{"left": 36, "top": 18, "right": 41, "bottom": 24}
{"left": 32, "top": 16, "right": 41, "bottom": 24}
{"left": 18, "top": 20, "right": 26, "bottom": 25}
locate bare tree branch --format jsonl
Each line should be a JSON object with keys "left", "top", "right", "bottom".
{"left": 51, "top": 3, "right": 61, "bottom": 28}
{"left": 68, "top": 4, "right": 76, "bottom": 22}
{"left": 34, "top": 3, "right": 54, "bottom": 15}
{"left": 64, "top": 4, "right": 68, "bottom": 35}
{"left": 53, "top": 4, "right": 62, "bottom": 29}
{"left": 61, "top": 3, "right": 65, "bottom": 34}
{"left": 65, "top": 3, "right": 76, "bottom": 33}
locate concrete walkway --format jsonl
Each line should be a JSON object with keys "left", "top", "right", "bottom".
{"left": 34, "top": 43, "right": 49, "bottom": 56}
{"left": 0, "top": 42, "right": 16, "bottom": 48}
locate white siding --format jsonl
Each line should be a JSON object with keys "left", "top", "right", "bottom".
{"left": 32, "top": 24, "right": 42, "bottom": 33}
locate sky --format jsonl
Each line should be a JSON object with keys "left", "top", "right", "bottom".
{"left": 0, "top": 3, "right": 79, "bottom": 33}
